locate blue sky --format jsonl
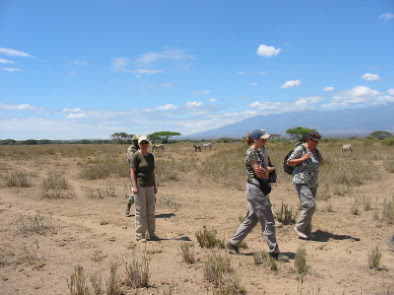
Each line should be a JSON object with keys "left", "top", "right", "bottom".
{"left": 0, "top": 0, "right": 393, "bottom": 140}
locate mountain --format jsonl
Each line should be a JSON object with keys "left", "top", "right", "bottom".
{"left": 182, "top": 103, "right": 394, "bottom": 139}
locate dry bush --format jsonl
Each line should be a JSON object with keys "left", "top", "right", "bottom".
{"left": 2, "top": 171, "right": 30, "bottom": 187}
{"left": 274, "top": 202, "right": 296, "bottom": 225}
{"left": 384, "top": 160, "right": 394, "bottom": 173}
{"left": 203, "top": 251, "right": 233, "bottom": 285}
{"left": 382, "top": 196, "right": 394, "bottom": 224}
{"left": 83, "top": 185, "right": 117, "bottom": 199}
{"left": 294, "top": 246, "right": 308, "bottom": 277}
{"left": 106, "top": 263, "right": 124, "bottom": 295}
{"left": 124, "top": 255, "right": 151, "bottom": 288}
{"left": 253, "top": 251, "right": 278, "bottom": 272}
{"left": 349, "top": 198, "right": 361, "bottom": 215}
{"left": 181, "top": 243, "right": 196, "bottom": 264}
{"left": 195, "top": 226, "right": 225, "bottom": 249}
{"left": 90, "top": 274, "right": 103, "bottom": 295}
{"left": 213, "top": 274, "right": 246, "bottom": 295}
{"left": 0, "top": 244, "right": 15, "bottom": 267}
{"left": 17, "top": 214, "right": 53, "bottom": 234}
{"left": 67, "top": 265, "right": 89, "bottom": 295}
{"left": 41, "top": 170, "right": 74, "bottom": 199}
{"left": 368, "top": 245, "right": 382, "bottom": 270}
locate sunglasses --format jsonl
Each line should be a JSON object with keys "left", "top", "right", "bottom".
{"left": 140, "top": 141, "right": 149, "bottom": 145}
{"left": 259, "top": 138, "right": 267, "bottom": 142}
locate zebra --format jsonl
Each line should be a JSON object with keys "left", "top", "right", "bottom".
{"left": 202, "top": 143, "right": 213, "bottom": 150}
{"left": 193, "top": 144, "right": 202, "bottom": 152}
{"left": 152, "top": 144, "right": 164, "bottom": 151}
{"left": 341, "top": 144, "right": 353, "bottom": 153}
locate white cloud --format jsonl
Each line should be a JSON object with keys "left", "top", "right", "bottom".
{"left": 388, "top": 89, "right": 394, "bottom": 95}
{"left": 1, "top": 67, "right": 25, "bottom": 72}
{"left": 323, "top": 86, "right": 335, "bottom": 91}
{"left": 256, "top": 44, "right": 281, "bottom": 57}
{"left": 66, "top": 113, "right": 86, "bottom": 119}
{"left": 377, "top": 95, "right": 394, "bottom": 103}
{"left": 186, "top": 101, "right": 202, "bottom": 107}
{"left": 361, "top": 73, "right": 381, "bottom": 81}
{"left": 328, "top": 86, "right": 380, "bottom": 107}
{"left": 209, "top": 98, "right": 216, "bottom": 102}
{"left": 136, "top": 49, "right": 193, "bottom": 64}
{"left": 0, "top": 48, "right": 34, "bottom": 58}
{"left": 71, "top": 60, "right": 88, "bottom": 66}
{"left": 155, "top": 104, "right": 178, "bottom": 111}
{"left": 133, "top": 69, "right": 163, "bottom": 74}
{"left": 378, "top": 12, "right": 394, "bottom": 21}
{"left": 281, "top": 80, "right": 301, "bottom": 88}
{"left": 295, "top": 96, "right": 323, "bottom": 105}
{"left": 111, "top": 57, "right": 130, "bottom": 72}
{"left": 64, "top": 108, "right": 81, "bottom": 112}
{"left": 0, "top": 58, "right": 15, "bottom": 64}
{"left": 192, "top": 90, "right": 211, "bottom": 95}
{"left": 0, "top": 103, "right": 35, "bottom": 110}
{"left": 251, "top": 82, "right": 258, "bottom": 86}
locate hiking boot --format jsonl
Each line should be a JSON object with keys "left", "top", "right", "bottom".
{"left": 147, "top": 235, "right": 160, "bottom": 241}
{"left": 125, "top": 203, "right": 131, "bottom": 216}
{"left": 226, "top": 242, "right": 239, "bottom": 254}
{"left": 294, "top": 227, "right": 308, "bottom": 239}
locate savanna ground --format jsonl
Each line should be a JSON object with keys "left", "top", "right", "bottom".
{"left": 1, "top": 140, "right": 394, "bottom": 295}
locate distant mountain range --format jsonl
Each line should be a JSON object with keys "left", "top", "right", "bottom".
{"left": 182, "top": 103, "right": 394, "bottom": 139}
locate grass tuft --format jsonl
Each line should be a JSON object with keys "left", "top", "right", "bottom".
{"left": 67, "top": 265, "right": 89, "bottom": 295}
{"left": 195, "top": 226, "right": 225, "bottom": 249}
{"left": 181, "top": 243, "right": 196, "bottom": 264}
{"left": 294, "top": 246, "right": 308, "bottom": 277}
{"left": 368, "top": 245, "right": 382, "bottom": 270}
{"left": 124, "top": 255, "right": 151, "bottom": 288}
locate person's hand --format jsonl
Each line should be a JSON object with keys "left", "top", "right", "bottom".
{"left": 302, "top": 152, "right": 312, "bottom": 162}
{"left": 132, "top": 187, "right": 138, "bottom": 194}
{"left": 154, "top": 187, "right": 158, "bottom": 194}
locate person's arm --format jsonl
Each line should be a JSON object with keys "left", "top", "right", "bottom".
{"left": 153, "top": 169, "right": 158, "bottom": 194}
{"left": 130, "top": 167, "right": 138, "bottom": 194}
{"left": 250, "top": 159, "right": 269, "bottom": 179}
{"left": 287, "top": 146, "right": 311, "bottom": 166}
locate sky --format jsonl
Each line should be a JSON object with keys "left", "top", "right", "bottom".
{"left": 0, "top": 0, "right": 393, "bottom": 140}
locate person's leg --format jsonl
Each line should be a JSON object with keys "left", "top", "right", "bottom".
{"left": 294, "top": 183, "right": 316, "bottom": 236}
{"left": 145, "top": 186, "right": 156, "bottom": 238}
{"left": 134, "top": 187, "right": 147, "bottom": 240}
{"left": 228, "top": 204, "right": 258, "bottom": 247}
{"left": 248, "top": 185, "right": 279, "bottom": 254}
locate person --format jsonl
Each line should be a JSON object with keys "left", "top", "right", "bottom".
{"left": 287, "top": 131, "right": 323, "bottom": 239}
{"left": 226, "top": 129, "right": 281, "bottom": 259}
{"left": 129, "top": 136, "right": 158, "bottom": 242}
{"left": 125, "top": 135, "right": 140, "bottom": 216}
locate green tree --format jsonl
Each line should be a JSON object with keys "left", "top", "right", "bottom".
{"left": 111, "top": 132, "right": 134, "bottom": 143}
{"left": 286, "top": 127, "right": 316, "bottom": 141}
{"left": 369, "top": 130, "right": 393, "bottom": 140}
{"left": 148, "top": 131, "right": 181, "bottom": 143}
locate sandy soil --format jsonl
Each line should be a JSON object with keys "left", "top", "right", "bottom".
{"left": 0, "top": 143, "right": 393, "bottom": 295}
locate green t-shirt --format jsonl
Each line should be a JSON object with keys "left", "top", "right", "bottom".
{"left": 130, "top": 151, "right": 155, "bottom": 187}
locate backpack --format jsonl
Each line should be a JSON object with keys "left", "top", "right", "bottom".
{"left": 283, "top": 145, "right": 307, "bottom": 175}
{"left": 126, "top": 145, "right": 138, "bottom": 164}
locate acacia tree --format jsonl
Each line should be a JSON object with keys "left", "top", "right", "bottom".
{"left": 111, "top": 132, "right": 134, "bottom": 143}
{"left": 369, "top": 130, "right": 393, "bottom": 140}
{"left": 286, "top": 127, "right": 316, "bottom": 141}
{"left": 147, "top": 131, "right": 181, "bottom": 143}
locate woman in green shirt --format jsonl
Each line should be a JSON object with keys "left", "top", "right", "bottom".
{"left": 130, "top": 136, "right": 158, "bottom": 241}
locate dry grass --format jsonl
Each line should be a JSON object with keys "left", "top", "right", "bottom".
{"left": 203, "top": 251, "right": 233, "bottom": 284}
{"left": 368, "top": 245, "right": 382, "bottom": 270}
{"left": 195, "top": 226, "right": 225, "bottom": 249}
{"left": 67, "top": 265, "right": 89, "bottom": 295}
{"left": 180, "top": 243, "right": 196, "bottom": 264}
{"left": 124, "top": 255, "right": 151, "bottom": 288}
{"left": 1, "top": 171, "right": 30, "bottom": 187}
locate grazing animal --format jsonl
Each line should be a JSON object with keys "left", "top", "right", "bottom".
{"left": 202, "top": 143, "right": 213, "bottom": 150}
{"left": 193, "top": 144, "right": 202, "bottom": 152}
{"left": 341, "top": 144, "right": 353, "bottom": 153}
{"left": 152, "top": 144, "right": 164, "bottom": 151}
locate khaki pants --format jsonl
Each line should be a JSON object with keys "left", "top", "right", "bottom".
{"left": 134, "top": 186, "right": 155, "bottom": 240}
{"left": 294, "top": 183, "right": 317, "bottom": 234}
{"left": 229, "top": 179, "right": 279, "bottom": 254}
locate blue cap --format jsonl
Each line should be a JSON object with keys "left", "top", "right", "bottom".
{"left": 250, "top": 129, "right": 271, "bottom": 140}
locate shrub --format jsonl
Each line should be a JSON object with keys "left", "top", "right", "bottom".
{"left": 382, "top": 196, "right": 394, "bottom": 224}
{"left": 384, "top": 160, "right": 394, "bottom": 173}
{"left": 67, "top": 265, "right": 89, "bottom": 295}
{"left": 274, "top": 202, "right": 296, "bottom": 225}
{"left": 195, "top": 226, "right": 225, "bottom": 249}
{"left": 3, "top": 171, "right": 30, "bottom": 187}
{"left": 181, "top": 243, "right": 195, "bottom": 264}
{"left": 106, "top": 263, "right": 123, "bottom": 295}
{"left": 294, "top": 246, "right": 308, "bottom": 276}
{"left": 213, "top": 274, "right": 246, "bottom": 295}
{"left": 42, "top": 170, "right": 68, "bottom": 190}
{"left": 368, "top": 245, "right": 382, "bottom": 270}
{"left": 253, "top": 251, "right": 278, "bottom": 272}
{"left": 124, "top": 255, "right": 151, "bottom": 288}
{"left": 203, "top": 251, "right": 233, "bottom": 284}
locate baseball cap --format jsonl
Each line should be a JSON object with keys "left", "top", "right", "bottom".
{"left": 250, "top": 129, "right": 271, "bottom": 140}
